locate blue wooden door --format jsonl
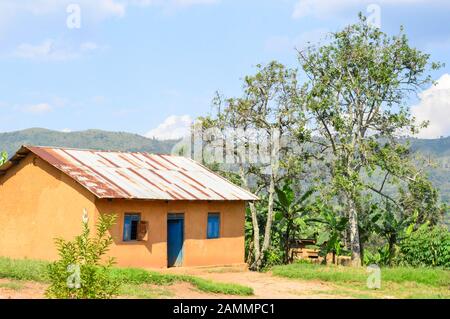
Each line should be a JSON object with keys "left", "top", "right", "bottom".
{"left": 167, "top": 216, "right": 184, "bottom": 267}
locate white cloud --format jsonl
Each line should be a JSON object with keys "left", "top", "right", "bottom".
{"left": 411, "top": 73, "right": 450, "bottom": 138}
{"left": 146, "top": 115, "right": 192, "bottom": 140}
{"left": 292, "top": 0, "right": 448, "bottom": 19}
{"left": 60, "top": 128, "right": 72, "bottom": 133}
{"left": 13, "top": 39, "right": 101, "bottom": 61}
{"left": 24, "top": 103, "right": 52, "bottom": 114}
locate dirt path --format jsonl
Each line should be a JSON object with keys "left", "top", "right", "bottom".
{"left": 162, "top": 266, "right": 343, "bottom": 299}
{"left": 0, "top": 267, "right": 344, "bottom": 299}
{"left": 0, "top": 278, "right": 47, "bottom": 299}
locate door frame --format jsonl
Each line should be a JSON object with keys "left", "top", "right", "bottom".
{"left": 167, "top": 212, "right": 185, "bottom": 267}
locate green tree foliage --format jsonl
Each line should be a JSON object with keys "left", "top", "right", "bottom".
{"left": 201, "top": 62, "right": 308, "bottom": 270}
{"left": 0, "top": 151, "right": 7, "bottom": 166}
{"left": 46, "top": 213, "right": 119, "bottom": 299}
{"left": 200, "top": 14, "right": 447, "bottom": 270}
{"left": 397, "top": 225, "right": 450, "bottom": 268}
{"left": 299, "top": 14, "right": 442, "bottom": 265}
{"left": 367, "top": 202, "right": 417, "bottom": 265}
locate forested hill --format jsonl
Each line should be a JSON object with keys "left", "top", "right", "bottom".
{"left": 0, "top": 128, "right": 178, "bottom": 157}
{"left": 1, "top": 128, "right": 449, "bottom": 204}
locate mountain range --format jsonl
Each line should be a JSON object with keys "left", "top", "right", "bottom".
{"left": 1, "top": 128, "right": 449, "bottom": 207}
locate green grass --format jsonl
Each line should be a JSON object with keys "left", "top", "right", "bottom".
{"left": 109, "top": 267, "right": 253, "bottom": 296}
{"left": 0, "top": 257, "right": 253, "bottom": 297}
{"left": 0, "top": 257, "right": 49, "bottom": 282}
{"left": 0, "top": 280, "right": 25, "bottom": 291}
{"left": 272, "top": 262, "right": 450, "bottom": 299}
{"left": 118, "top": 283, "right": 174, "bottom": 299}
{"left": 272, "top": 262, "right": 450, "bottom": 287}
{"left": 181, "top": 275, "right": 253, "bottom": 295}
{"left": 206, "top": 266, "right": 246, "bottom": 274}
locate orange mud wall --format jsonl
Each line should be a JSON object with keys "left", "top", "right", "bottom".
{"left": 98, "top": 199, "right": 246, "bottom": 268}
{"left": 0, "top": 153, "right": 246, "bottom": 268}
{"left": 0, "top": 153, "right": 97, "bottom": 261}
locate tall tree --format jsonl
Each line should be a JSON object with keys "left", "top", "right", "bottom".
{"left": 299, "top": 14, "right": 442, "bottom": 266}
{"left": 200, "top": 62, "right": 308, "bottom": 270}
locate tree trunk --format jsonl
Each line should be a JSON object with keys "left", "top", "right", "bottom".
{"left": 251, "top": 160, "right": 278, "bottom": 270}
{"left": 388, "top": 234, "right": 396, "bottom": 266}
{"left": 249, "top": 202, "right": 261, "bottom": 270}
{"left": 348, "top": 196, "right": 362, "bottom": 267}
{"left": 284, "top": 220, "right": 291, "bottom": 264}
{"left": 239, "top": 167, "right": 262, "bottom": 271}
{"left": 250, "top": 127, "right": 280, "bottom": 270}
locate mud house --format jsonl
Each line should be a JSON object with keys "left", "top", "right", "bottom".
{"left": 0, "top": 146, "right": 258, "bottom": 268}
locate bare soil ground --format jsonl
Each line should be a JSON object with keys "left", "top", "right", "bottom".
{"left": 0, "top": 278, "right": 47, "bottom": 299}
{"left": 162, "top": 265, "right": 344, "bottom": 299}
{"left": 0, "top": 266, "right": 343, "bottom": 299}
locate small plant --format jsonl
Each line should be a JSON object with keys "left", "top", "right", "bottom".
{"left": 45, "top": 212, "right": 119, "bottom": 299}
{"left": 0, "top": 151, "right": 7, "bottom": 166}
{"left": 363, "top": 244, "right": 391, "bottom": 266}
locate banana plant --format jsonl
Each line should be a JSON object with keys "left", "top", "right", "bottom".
{"left": 274, "top": 181, "right": 315, "bottom": 264}
{"left": 310, "top": 203, "right": 348, "bottom": 265}
{"left": 370, "top": 201, "right": 418, "bottom": 265}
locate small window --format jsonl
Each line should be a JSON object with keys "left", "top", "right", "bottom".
{"left": 207, "top": 213, "right": 220, "bottom": 239}
{"left": 123, "top": 213, "right": 141, "bottom": 241}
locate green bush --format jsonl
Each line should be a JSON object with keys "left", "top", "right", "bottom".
{"left": 45, "top": 213, "right": 120, "bottom": 299}
{"left": 363, "top": 244, "right": 391, "bottom": 266}
{"left": 397, "top": 225, "right": 450, "bottom": 268}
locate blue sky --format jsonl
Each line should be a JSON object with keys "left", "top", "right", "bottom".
{"left": 1, "top": 0, "right": 449, "bottom": 138}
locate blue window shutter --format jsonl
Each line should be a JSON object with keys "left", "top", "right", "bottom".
{"left": 207, "top": 213, "right": 220, "bottom": 239}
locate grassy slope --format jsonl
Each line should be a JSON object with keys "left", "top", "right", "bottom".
{"left": 0, "top": 257, "right": 253, "bottom": 297}
{"left": 272, "top": 262, "right": 450, "bottom": 299}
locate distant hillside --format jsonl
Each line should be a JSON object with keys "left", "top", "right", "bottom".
{"left": 1, "top": 128, "right": 449, "bottom": 207}
{"left": 0, "top": 128, "right": 179, "bottom": 157}
{"left": 410, "top": 136, "right": 450, "bottom": 157}
{"left": 409, "top": 137, "right": 450, "bottom": 205}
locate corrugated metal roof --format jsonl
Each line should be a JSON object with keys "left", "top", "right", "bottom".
{"left": 0, "top": 145, "right": 258, "bottom": 201}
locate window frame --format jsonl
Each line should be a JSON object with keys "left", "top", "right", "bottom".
{"left": 206, "top": 212, "right": 221, "bottom": 239}
{"left": 123, "top": 213, "right": 141, "bottom": 242}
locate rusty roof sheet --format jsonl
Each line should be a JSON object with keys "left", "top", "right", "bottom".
{"left": 0, "top": 145, "right": 258, "bottom": 201}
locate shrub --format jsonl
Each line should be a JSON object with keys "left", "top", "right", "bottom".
{"left": 45, "top": 212, "right": 120, "bottom": 299}
{"left": 363, "top": 244, "right": 391, "bottom": 266}
{"left": 397, "top": 225, "right": 450, "bottom": 268}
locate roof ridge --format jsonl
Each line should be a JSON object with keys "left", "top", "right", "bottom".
{"left": 24, "top": 145, "right": 185, "bottom": 158}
